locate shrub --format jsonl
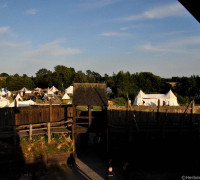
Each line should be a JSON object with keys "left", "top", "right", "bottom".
{"left": 112, "top": 97, "right": 127, "bottom": 106}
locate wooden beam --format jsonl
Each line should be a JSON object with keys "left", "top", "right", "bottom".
{"left": 49, "top": 100, "right": 53, "bottom": 122}
{"left": 88, "top": 105, "right": 92, "bottom": 127}
{"left": 29, "top": 124, "right": 32, "bottom": 141}
{"left": 72, "top": 105, "right": 76, "bottom": 154}
{"left": 47, "top": 122, "right": 51, "bottom": 143}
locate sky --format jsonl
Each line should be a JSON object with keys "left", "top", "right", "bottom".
{"left": 0, "top": 0, "right": 200, "bottom": 78}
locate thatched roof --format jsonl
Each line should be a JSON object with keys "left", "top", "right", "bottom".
{"left": 73, "top": 83, "right": 108, "bottom": 106}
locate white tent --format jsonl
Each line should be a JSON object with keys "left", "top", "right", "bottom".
{"left": 45, "top": 88, "right": 54, "bottom": 96}
{"left": 0, "top": 96, "right": 10, "bottom": 108}
{"left": 65, "top": 86, "right": 73, "bottom": 95}
{"left": 133, "top": 90, "right": 179, "bottom": 106}
{"left": 62, "top": 93, "right": 70, "bottom": 100}
{"left": 19, "top": 87, "right": 28, "bottom": 92}
{"left": 19, "top": 87, "right": 32, "bottom": 95}
{"left": 9, "top": 100, "right": 35, "bottom": 107}
{"left": 15, "top": 94, "right": 23, "bottom": 101}
{"left": 107, "top": 87, "right": 112, "bottom": 94}
{"left": 50, "top": 86, "right": 59, "bottom": 93}
{"left": 0, "top": 88, "right": 11, "bottom": 97}
{"left": 35, "top": 87, "right": 41, "bottom": 91}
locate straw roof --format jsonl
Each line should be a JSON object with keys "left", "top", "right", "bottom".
{"left": 73, "top": 83, "right": 108, "bottom": 106}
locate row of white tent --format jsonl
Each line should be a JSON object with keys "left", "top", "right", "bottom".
{"left": 133, "top": 90, "right": 179, "bottom": 106}
{"left": 0, "top": 88, "right": 11, "bottom": 97}
{"left": 0, "top": 94, "right": 35, "bottom": 108}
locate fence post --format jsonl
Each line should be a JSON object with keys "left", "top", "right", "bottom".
{"left": 49, "top": 101, "right": 53, "bottom": 122}
{"left": 191, "top": 100, "right": 195, "bottom": 122}
{"left": 157, "top": 99, "right": 160, "bottom": 123}
{"left": 72, "top": 105, "right": 76, "bottom": 156}
{"left": 88, "top": 105, "right": 92, "bottom": 127}
{"left": 29, "top": 124, "right": 32, "bottom": 141}
{"left": 47, "top": 122, "right": 51, "bottom": 143}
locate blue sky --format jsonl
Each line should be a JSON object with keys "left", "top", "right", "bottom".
{"left": 0, "top": 0, "right": 199, "bottom": 78}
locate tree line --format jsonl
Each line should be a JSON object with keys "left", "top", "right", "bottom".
{"left": 0, "top": 65, "right": 200, "bottom": 104}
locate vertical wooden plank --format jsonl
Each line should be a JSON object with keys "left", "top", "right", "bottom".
{"left": 47, "top": 122, "right": 51, "bottom": 143}
{"left": 88, "top": 105, "right": 92, "bottom": 127}
{"left": 72, "top": 105, "right": 76, "bottom": 154}
{"left": 49, "top": 101, "right": 53, "bottom": 122}
{"left": 29, "top": 124, "right": 32, "bottom": 140}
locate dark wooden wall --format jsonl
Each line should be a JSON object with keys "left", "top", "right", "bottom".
{"left": 0, "top": 105, "right": 73, "bottom": 128}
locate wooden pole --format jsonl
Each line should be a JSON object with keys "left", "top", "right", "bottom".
{"left": 157, "top": 99, "right": 160, "bottom": 123}
{"left": 191, "top": 99, "right": 195, "bottom": 122}
{"left": 47, "top": 122, "right": 51, "bottom": 143}
{"left": 49, "top": 100, "right": 53, "bottom": 122}
{"left": 29, "top": 124, "right": 32, "bottom": 141}
{"left": 88, "top": 105, "right": 92, "bottom": 127}
{"left": 72, "top": 105, "right": 76, "bottom": 155}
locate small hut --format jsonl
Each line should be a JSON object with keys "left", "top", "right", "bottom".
{"left": 72, "top": 83, "right": 108, "bottom": 152}
{"left": 73, "top": 83, "right": 108, "bottom": 107}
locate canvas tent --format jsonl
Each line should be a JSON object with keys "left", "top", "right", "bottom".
{"left": 19, "top": 87, "right": 32, "bottom": 95}
{"left": 15, "top": 94, "right": 23, "bottom": 101}
{"left": 65, "top": 86, "right": 73, "bottom": 95}
{"left": 50, "top": 86, "right": 59, "bottom": 93}
{"left": 0, "top": 96, "right": 10, "bottom": 108}
{"left": 107, "top": 87, "right": 112, "bottom": 94}
{"left": 35, "top": 87, "right": 41, "bottom": 92}
{"left": 62, "top": 93, "right": 70, "bottom": 100}
{"left": 133, "top": 90, "right": 179, "bottom": 106}
{"left": 0, "top": 88, "right": 11, "bottom": 97}
{"left": 9, "top": 100, "right": 35, "bottom": 107}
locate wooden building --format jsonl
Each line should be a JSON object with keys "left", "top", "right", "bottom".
{"left": 72, "top": 83, "right": 108, "bottom": 153}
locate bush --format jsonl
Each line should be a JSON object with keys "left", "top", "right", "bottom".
{"left": 112, "top": 97, "right": 127, "bottom": 106}
{"left": 177, "top": 95, "right": 190, "bottom": 105}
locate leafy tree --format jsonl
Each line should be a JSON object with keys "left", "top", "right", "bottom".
{"left": 53, "top": 65, "right": 75, "bottom": 90}
{"left": 0, "top": 73, "right": 9, "bottom": 77}
{"left": 35, "top": 68, "right": 52, "bottom": 88}
{"left": 74, "top": 71, "right": 87, "bottom": 83}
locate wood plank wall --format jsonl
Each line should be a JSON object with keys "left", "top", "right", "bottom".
{"left": 0, "top": 105, "right": 73, "bottom": 128}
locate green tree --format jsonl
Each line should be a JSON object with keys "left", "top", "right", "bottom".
{"left": 35, "top": 68, "right": 52, "bottom": 88}
{"left": 74, "top": 71, "right": 87, "bottom": 83}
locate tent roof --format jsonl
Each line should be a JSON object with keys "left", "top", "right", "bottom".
{"left": 50, "top": 86, "right": 59, "bottom": 92}
{"left": 19, "top": 87, "right": 29, "bottom": 92}
{"left": 136, "top": 90, "right": 177, "bottom": 99}
{"left": 107, "top": 87, "right": 112, "bottom": 93}
{"left": 73, "top": 83, "right": 108, "bottom": 106}
{"left": 15, "top": 94, "right": 23, "bottom": 101}
{"left": 165, "top": 90, "right": 177, "bottom": 99}
{"left": 35, "top": 87, "right": 41, "bottom": 90}
{"left": 66, "top": 86, "right": 73, "bottom": 94}
{"left": 0, "top": 96, "right": 9, "bottom": 102}
{"left": 62, "top": 93, "right": 70, "bottom": 100}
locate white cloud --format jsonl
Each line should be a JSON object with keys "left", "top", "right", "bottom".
{"left": 21, "top": 40, "right": 82, "bottom": 58}
{"left": 118, "top": 2, "right": 186, "bottom": 21}
{"left": 0, "top": 41, "right": 31, "bottom": 48}
{"left": 26, "top": 9, "right": 39, "bottom": 15}
{"left": 138, "top": 36, "right": 200, "bottom": 54}
{"left": 79, "top": 0, "right": 119, "bottom": 9}
{"left": 100, "top": 32, "right": 131, "bottom": 37}
{"left": 0, "top": 26, "right": 17, "bottom": 38}
{"left": 120, "top": 27, "right": 129, "bottom": 31}
{"left": 0, "top": 26, "right": 9, "bottom": 34}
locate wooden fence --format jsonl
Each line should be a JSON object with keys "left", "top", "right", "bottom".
{"left": 0, "top": 108, "right": 15, "bottom": 128}
{"left": 0, "top": 104, "right": 73, "bottom": 128}
{"left": 107, "top": 105, "right": 200, "bottom": 138}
